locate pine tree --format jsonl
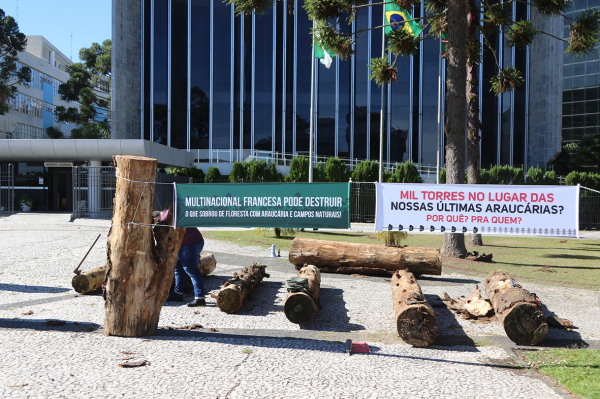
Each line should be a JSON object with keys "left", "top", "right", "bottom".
{"left": 0, "top": 9, "right": 31, "bottom": 116}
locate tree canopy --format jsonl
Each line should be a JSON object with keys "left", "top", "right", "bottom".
{"left": 54, "top": 39, "right": 111, "bottom": 138}
{"left": 0, "top": 8, "right": 31, "bottom": 116}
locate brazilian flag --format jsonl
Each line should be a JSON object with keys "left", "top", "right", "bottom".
{"left": 441, "top": 32, "right": 448, "bottom": 58}
{"left": 384, "top": 3, "right": 423, "bottom": 37}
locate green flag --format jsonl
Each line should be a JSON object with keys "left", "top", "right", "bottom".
{"left": 384, "top": 3, "right": 422, "bottom": 37}
{"left": 442, "top": 32, "right": 448, "bottom": 58}
{"left": 315, "top": 43, "right": 335, "bottom": 68}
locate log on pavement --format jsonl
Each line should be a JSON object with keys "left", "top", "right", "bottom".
{"left": 217, "top": 263, "right": 269, "bottom": 313}
{"left": 104, "top": 155, "right": 186, "bottom": 337}
{"left": 442, "top": 285, "right": 493, "bottom": 318}
{"left": 72, "top": 264, "right": 107, "bottom": 294}
{"left": 284, "top": 264, "right": 321, "bottom": 324}
{"left": 484, "top": 270, "right": 547, "bottom": 345}
{"left": 289, "top": 237, "right": 441, "bottom": 276}
{"left": 199, "top": 253, "right": 217, "bottom": 276}
{"left": 392, "top": 269, "right": 438, "bottom": 347}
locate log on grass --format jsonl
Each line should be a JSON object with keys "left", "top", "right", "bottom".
{"left": 72, "top": 264, "right": 107, "bottom": 294}
{"left": 442, "top": 285, "right": 493, "bottom": 318}
{"left": 284, "top": 264, "right": 321, "bottom": 324}
{"left": 392, "top": 269, "right": 438, "bottom": 347}
{"left": 199, "top": 253, "right": 217, "bottom": 276}
{"left": 217, "top": 263, "right": 269, "bottom": 313}
{"left": 104, "top": 155, "right": 186, "bottom": 337}
{"left": 484, "top": 271, "right": 547, "bottom": 346}
{"left": 289, "top": 237, "right": 441, "bottom": 276}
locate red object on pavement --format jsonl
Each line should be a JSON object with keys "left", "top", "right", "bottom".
{"left": 350, "top": 342, "right": 371, "bottom": 354}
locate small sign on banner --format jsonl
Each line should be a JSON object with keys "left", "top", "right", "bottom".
{"left": 175, "top": 182, "right": 350, "bottom": 229}
{"left": 375, "top": 183, "right": 580, "bottom": 237}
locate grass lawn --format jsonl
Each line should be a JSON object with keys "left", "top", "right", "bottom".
{"left": 521, "top": 349, "right": 600, "bottom": 399}
{"left": 204, "top": 229, "right": 600, "bottom": 288}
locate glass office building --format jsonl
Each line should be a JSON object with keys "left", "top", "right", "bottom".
{"left": 132, "top": 0, "right": 531, "bottom": 167}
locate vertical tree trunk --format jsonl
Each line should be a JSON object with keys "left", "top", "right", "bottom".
{"left": 104, "top": 155, "right": 186, "bottom": 337}
{"left": 441, "top": 0, "right": 469, "bottom": 257}
{"left": 392, "top": 269, "right": 438, "bottom": 347}
{"left": 467, "top": 0, "right": 484, "bottom": 247}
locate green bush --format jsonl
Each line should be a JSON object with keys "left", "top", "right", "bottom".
{"left": 512, "top": 168, "right": 525, "bottom": 185}
{"left": 543, "top": 170, "right": 558, "bottom": 185}
{"left": 325, "top": 157, "right": 350, "bottom": 182}
{"left": 490, "top": 165, "right": 512, "bottom": 184}
{"left": 267, "top": 162, "right": 283, "bottom": 182}
{"left": 440, "top": 168, "right": 446, "bottom": 184}
{"left": 352, "top": 160, "right": 379, "bottom": 182}
{"left": 565, "top": 171, "right": 600, "bottom": 191}
{"left": 526, "top": 166, "right": 544, "bottom": 185}
{"left": 395, "top": 160, "right": 422, "bottom": 183}
{"left": 205, "top": 166, "right": 222, "bottom": 183}
{"left": 479, "top": 168, "right": 490, "bottom": 184}
{"left": 166, "top": 166, "right": 205, "bottom": 182}
{"left": 247, "top": 159, "right": 268, "bottom": 181}
{"left": 313, "top": 162, "right": 327, "bottom": 182}
{"left": 288, "top": 157, "right": 309, "bottom": 182}
{"left": 229, "top": 161, "right": 247, "bottom": 182}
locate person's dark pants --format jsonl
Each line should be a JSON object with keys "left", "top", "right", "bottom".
{"left": 174, "top": 239, "right": 204, "bottom": 299}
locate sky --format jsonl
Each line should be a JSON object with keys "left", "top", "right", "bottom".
{"left": 2, "top": 0, "right": 111, "bottom": 62}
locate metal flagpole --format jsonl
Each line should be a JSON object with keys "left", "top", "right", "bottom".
{"left": 309, "top": 19, "right": 315, "bottom": 183}
{"left": 378, "top": 5, "right": 385, "bottom": 183}
{"left": 436, "top": 36, "right": 442, "bottom": 184}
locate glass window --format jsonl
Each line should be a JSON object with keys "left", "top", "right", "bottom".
{"left": 153, "top": 0, "right": 169, "bottom": 145}
{"left": 353, "top": 3, "right": 369, "bottom": 160}
{"left": 213, "top": 1, "right": 233, "bottom": 150}
{"left": 190, "top": 0, "right": 210, "bottom": 150}
{"left": 295, "top": 0, "right": 312, "bottom": 154}
{"left": 171, "top": 0, "right": 188, "bottom": 149}
{"left": 337, "top": 14, "right": 352, "bottom": 159}
{"left": 254, "top": 8, "right": 274, "bottom": 151}
{"left": 572, "top": 102, "right": 585, "bottom": 115}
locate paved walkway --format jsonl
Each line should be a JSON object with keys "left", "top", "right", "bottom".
{"left": 1, "top": 214, "right": 598, "bottom": 398}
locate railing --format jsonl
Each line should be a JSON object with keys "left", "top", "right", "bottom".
{"left": 0, "top": 163, "right": 14, "bottom": 217}
{"left": 72, "top": 166, "right": 117, "bottom": 219}
{"left": 580, "top": 187, "right": 600, "bottom": 230}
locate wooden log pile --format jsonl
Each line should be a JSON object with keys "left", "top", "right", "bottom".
{"left": 217, "top": 263, "right": 269, "bottom": 313}
{"left": 484, "top": 270, "right": 547, "bottom": 345}
{"left": 104, "top": 155, "right": 186, "bottom": 337}
{"left": 289, "top": 237, "right": 442, "bottom": 276}
{"left": 391, "top": 269, "right": 438, "bottom": 347}
{"left": 284, "top": 264, "right": 321, "bottom": 324}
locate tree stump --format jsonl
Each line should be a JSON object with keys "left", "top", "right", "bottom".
{"left": 72, "top": 264, "right": 107, "bottom": 294}
{"left": 289, "top": 237, "right": 442, "bottom": 276}
{"left": 284, "top": 264, "right": 321, "bottom": 324}
{"left": 217, "top": 263, "right": 269, "bottom": 313}
{"left": 468, "top": 233, "right": 484, "bottom": 246}
{"left": 104, "top": 155, "right": 185, "bottom": 337}
{"left": 484, "top": 270, "right": 547, "bottom": 345}
{"left": 441, "top": 232, "right": 467, "bottom": 257}
{"left": 391, "top": 269, "right": 438, "bottom": 347}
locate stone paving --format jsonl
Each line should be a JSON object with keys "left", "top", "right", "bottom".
{"left": 1, "top": 214, "right": 598, "bottom": 398}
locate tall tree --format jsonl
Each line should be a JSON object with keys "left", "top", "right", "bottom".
{"left": 55, "top": 39, "right": 111, "bottom": 138}
{"left": 0, "top": 8, "right": 31, "bottom": 116}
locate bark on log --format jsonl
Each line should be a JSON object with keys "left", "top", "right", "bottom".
{"left": 104, "top": 155, "right": 186, "bottom": 337}
{"left": 284, "top": 264, "right": 321, "bottom": 324}
{"left": 289, "top": 238, "right": 441, "bottom": 276}
{"left": 199, "top": 253, "right": 217, "bottom": 276}
{"left": 442, "top": 285, "right": 493, "bottom": 318}
{"left": 72, "top": 264, "right": 107, "bottom": 294}
{"left": 484, "top": 271, "right": 548, "bottom": 345}
{"left": 546, "top": 316, "right": 573, "bottom": 330}
{"left": 217, "top": 263, "right": 269, "bottom": 313}
{"left": 391, "top": 269, "right": 438, "bottom": 347}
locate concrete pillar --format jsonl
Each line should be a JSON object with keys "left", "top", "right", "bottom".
{"left": 49, "top": 50, "right": 55, "bottom": 66}
{"left": 88, "top": 160, "right": 102, "bottom": 217}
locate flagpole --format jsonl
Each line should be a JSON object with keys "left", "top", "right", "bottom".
{"left": 378, "top": 5, "right": 385, "bottom": 183}
{"left": 436, "top": 35, "right": 442, "bottom": 184}
{"left": 309, "top": 19, "right": 315, "bottom": 183}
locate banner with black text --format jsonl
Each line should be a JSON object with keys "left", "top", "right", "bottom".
{"left": 375, "top": 183, "right": 579, "bottom": 237}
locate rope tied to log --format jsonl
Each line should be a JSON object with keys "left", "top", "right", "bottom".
{"left": 286, "top": 277, "right": 322, "bottom": 310}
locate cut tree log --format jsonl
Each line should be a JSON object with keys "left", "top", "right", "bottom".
{"left": 284, "top": 264, "right": 321, "bottom": 324}
{"left": 442, "top": 285, "right": 493, "bottom": 318}
{"left": 391, "top": 269, "right": 438, "bottom": 347}
{"left": 217, "top": 263, "right": 269, "bottom": 313}
{"left": 199, "top": 253, "right": 217, "bottom": 276}
{"left": 546, "top": 316, "right": 573, "bottom": 330}
{"left": 72, "top": 264, "right": 107, "bottom": 294}
{"left": 289, "top": 237, "right": 441, "bottom": 276}
{"left": 104, "top": 155, "right": 186, "bottom": 337}
{"left": 484, "top": 270, "right": 548, "bottom": 345}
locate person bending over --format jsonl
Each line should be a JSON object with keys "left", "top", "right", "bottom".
{"left": 168, "top": 227, "right": 206, "bottom": 307}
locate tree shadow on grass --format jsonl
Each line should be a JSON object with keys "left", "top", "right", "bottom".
{"left": 492, "top": 261, "right": 600, "bottom": 270}
{"left": 542, "top": 254, "right": 600, "bottom": 261}
{"left": 299, "top": 287, "right": 365, "bottom": 332}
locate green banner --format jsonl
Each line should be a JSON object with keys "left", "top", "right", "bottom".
{"left": 175, "top": 183, "right": 350, "bottom": 229}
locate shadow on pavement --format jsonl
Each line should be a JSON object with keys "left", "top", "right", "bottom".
{"left": 0, "top": 283, "right": 71, "bottom": 294}
{"left": 236, "top": 281, "right": 283, "bottom": 316}
{"left": 0, "top": 318, "right": 101, "bottom": 332}
{"left": 425, "top": 294, "right": 476, "bottom": 347}
{"left": 300, "top": 287, "right": 365, "bottom": 332}
{"left": 419, "top": 276, "right": 481, "bottom": 285}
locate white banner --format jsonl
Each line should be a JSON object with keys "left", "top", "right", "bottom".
{"left": 375, "top": 183, "right": 580, "bottom": 237}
